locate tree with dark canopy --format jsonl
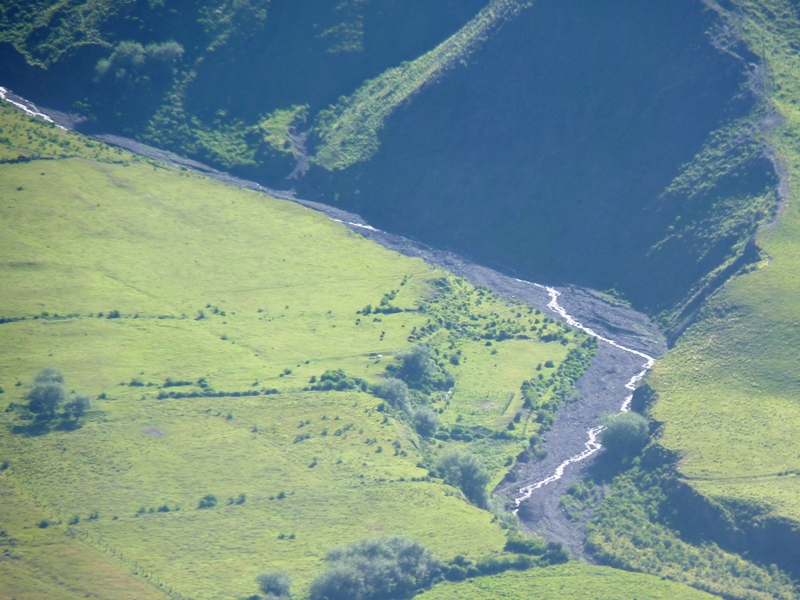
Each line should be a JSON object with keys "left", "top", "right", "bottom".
{"left": 600, "top": 412, "right": 650, "bottom": 459}
{"left": 26, "top": 367, "right": 66, "bottom": 417}
{"left": 308, "top": 536, "right": 442, "bottom": 600}
{"left": 436, "top": 450, "right": 490, "bottom": 508}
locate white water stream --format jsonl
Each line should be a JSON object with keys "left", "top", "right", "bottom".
{"left": 0, "top": 87, "right": 66, "bottom": 130}
{"left": 514, "top": 284, "right": 655, "bottom": 506}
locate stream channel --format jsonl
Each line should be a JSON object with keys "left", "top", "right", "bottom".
{"left": 1, "top": 87, "right": 668, "bottom": 558}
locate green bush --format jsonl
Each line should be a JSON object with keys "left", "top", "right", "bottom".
{"left": 310, "top": 369, "right": 368, "bottom": 392}
{"left": 63, "top": 394, "right": 92, "bottom": 419}
{"left": 504, "top": 532, "right": 547, "bottom": 555}
{"left": 373, "top": 378, "right": 409, "bottom": 413}
{"left": 308, "top": 536, "right": 442, "bottom": 600}
{"left": 412, "top": 407, "right": 439, "bottom": 438}
{"left": 26, "top": 381, "right": 66, "bottom": 416}
{"left": 197, "top": 494, "right": 218, "bottom": 509}
{"left": 436, "top": 451, "right": 490, "bottom": 508}
{"left": 256, "top": 570, "right": 292, "bottom": 598}
{"left": 600, "top": 412, "right": 649, "bottom": 459}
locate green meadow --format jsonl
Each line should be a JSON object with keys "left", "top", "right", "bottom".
{"left": 422, "top": 563, "right": 715, "bottom": 599}
{"left": 0, "top": 105, "right": 656, "bottom": 599}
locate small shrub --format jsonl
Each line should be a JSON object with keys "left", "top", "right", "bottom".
{"left": 197, "top": 494, "right": 218, "bottom": 509}
{"left": 63, "top": 394, "right": 92, "bottom": 419}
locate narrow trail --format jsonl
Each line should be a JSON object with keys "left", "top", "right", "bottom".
{"left": 513, "top": 284, "right": 656, "bottom": 506}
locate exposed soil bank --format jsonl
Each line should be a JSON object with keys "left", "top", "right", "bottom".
{"left": 664, "top": 476, "right": 800, "bottom": 580}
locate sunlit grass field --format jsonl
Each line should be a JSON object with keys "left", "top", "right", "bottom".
{"left": 651, "top": 0, "right": 800, "bottom": 521}
{"left": 0, "top": 107, "right": 596, "bottom": 599}
{"left": 423, "top": 563, "right": 715, "bottom": 599}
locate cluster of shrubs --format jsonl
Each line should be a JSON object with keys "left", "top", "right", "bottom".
{"left": 137, "top": 505, "right": 179, "bottom": 515}
{"left": 308, "top": 369, "right": 369, "bottom": 392}
{"left": 520, "top": 341, "right": 598, "bottom": 435}
{"left": 253, "top": 533, "right": 568, "bottom": 600}
{"left": 586, "top": 465, "right": 795, "bottom": 599}
{"left": 384, "top": 345, "right": 454, "bottom": 395}
{"left": 13, "top": 368, "right": 92, "bottom": 432}
{"left": 157, "top": 388, "right": 278, "bottom": 400}
{"left": 559, "top": 480, "right": 602, "bottom": 522}
{"left": 308, "top": 536, "right": 442, "bottom": 600}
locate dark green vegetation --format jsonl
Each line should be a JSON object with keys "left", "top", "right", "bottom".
{"left": 308, "top": 536, "right": 441, "bottom": 600}
{"left": 8, "top": 366, "right": 92, "bottom": 433}
{"left": 584, "top": 461, "right": 796, "bottom": 600}
{"left": 0, "top": 0, "right": 779, "bottom": 321}
{"left": 599, "top": 412, "right": 649, "bottom": 459}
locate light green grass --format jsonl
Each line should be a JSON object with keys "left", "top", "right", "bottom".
{"left": 0, "top": 102, "right": 135, "bottom": 164}
{"left": 0, "top": 391, "right": 504, "bottom": 599}
{"left": 0, "top": 472, "right": 169, "bottom": 600}
{"left": 651, "top": 0, "right": 800, "bottom": 521}
{"left": 423, "top": 563, "right": 715, "bottom": 599}
{"left": 0, "top": 107, "right": 591, "bottom": 598}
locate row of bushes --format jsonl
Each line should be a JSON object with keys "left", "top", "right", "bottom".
{"left": 157, "top": 388, "right": 279, "bottom": 399}
{"left": 253, "top": 532, "right": 569, "bottom": 600}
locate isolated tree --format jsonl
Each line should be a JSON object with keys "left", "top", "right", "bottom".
{"left": 436, "top": 451, "right": 490, "bottom": 508}
{"left": 26, "top": 367, "right": 67, "bottom": 417}
{"left": 256, "top": 570, "right": 292, "bottom": 598}
{"left": 413, "top": 407, "right": 439, "bottom": 438}
{"left": 600, "top": 412, "right": 649, "bottom": 458}
{"left": 309, "top": 536, "right": 441, "bottom": 600}
{"left": 374, "top": 378, "right": 409, "bottom": 413}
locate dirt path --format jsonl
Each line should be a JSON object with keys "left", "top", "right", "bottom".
{"left": 2, "top": 87, "right": 667, "bottom": 556}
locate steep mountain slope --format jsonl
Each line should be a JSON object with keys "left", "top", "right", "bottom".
{"left": 0, "top": 0, "right": 779, "bottom": 321}
{"left": 646, "top": 0, "right": 800, "bottom": 575}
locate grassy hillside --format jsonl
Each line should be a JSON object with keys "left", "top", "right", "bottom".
{"left": 0, "top": 103, "right": 609, "bottom": 599}
{"left": 647, "top": 0, "right": 800, "bottom": 563}
{"left": 423, "top": 563, "right": 715, "bottom": 599}
{"left": 0, "top": 473, "right": 170, "bottom": 600}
